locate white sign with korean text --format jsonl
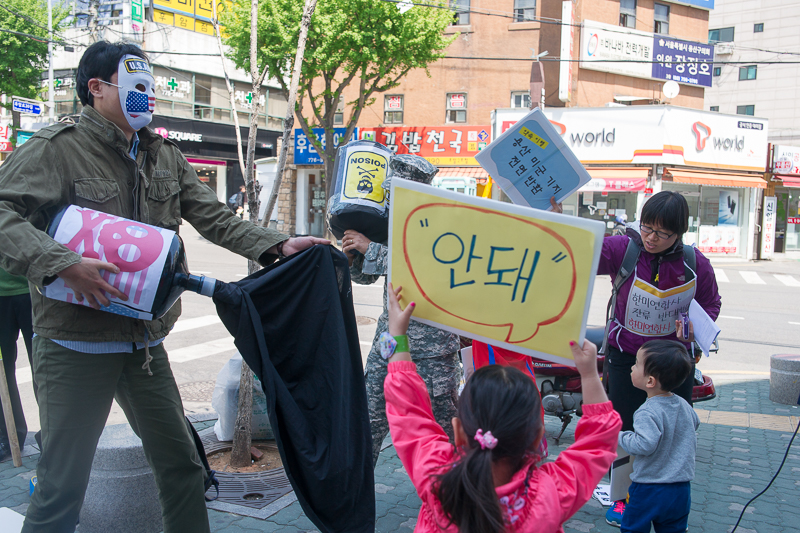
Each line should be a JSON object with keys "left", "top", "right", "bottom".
{"left": 761, "top": 196, "right": 777, "bottom": 259}
{"left": 580, "top": 20, "right": 654, "bottom": 80}
{"left": 558, "top": 1, "right": 575, "bottom": 103}
{"left": 492, "top": 106, "right": 769, "bottom": 172}
{"left": 772, "top": 145, "right": 800, "bottom": 175}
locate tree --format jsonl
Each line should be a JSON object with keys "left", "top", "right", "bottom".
{"left": 212, "top": 0, "right": 318, "bottom": 467}
{"left": 0, "top": 0, "right": 67, "bottom": 102}
{"left": 222, "top": 0, "right": 455, "bottom": 198}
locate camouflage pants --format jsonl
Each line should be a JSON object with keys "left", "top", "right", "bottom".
{"left": 365, "top": 350, "right": 461, "bottom": 467}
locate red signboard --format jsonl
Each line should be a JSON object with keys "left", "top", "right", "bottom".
{"left": 449, "top": 94, "right": 466, "bottom": 108}
{"left": 359, "top": 126, "right": 491, "bottom": 166}
{"left": 788, "top": 217, "right": 800, "bottom": 224}
{"left": 0, "top": 141, "right": 13, "bottom": 153}
{"left": 386, "top": 96, "right": 402, "bottom": 109}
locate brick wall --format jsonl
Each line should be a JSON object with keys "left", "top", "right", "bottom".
{"left": 276, "top": 137, "right": 297, "bottom": 235}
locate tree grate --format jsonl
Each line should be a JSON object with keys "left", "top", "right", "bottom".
{"left": 201, "top": 429, "right": 291, "bottom": 510}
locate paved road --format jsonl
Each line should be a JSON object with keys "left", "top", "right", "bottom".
{"left": 13, "top": 224, "right": 800, "bottom": 431}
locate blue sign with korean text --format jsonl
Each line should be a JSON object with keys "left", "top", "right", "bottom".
{"left": 652, "top": 36, "right": 714, "bottom": 88}
{"left": 12, "top": 99, "right": 43, "bottom": 115}
{"left": 294, "top": 127, "right": 358, "bottom": 165}
{"left": 475, "top": 108, "right": 590, "bottom": 211}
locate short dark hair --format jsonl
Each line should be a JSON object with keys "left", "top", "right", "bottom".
{"left": 76, "top": 41, "right": 148, "bottom": 107}
{"left": 640, "top": 191, "right": 690, "bottom": 238}
{"left": 639, "top": 339, "right": 692, "bottom": 392}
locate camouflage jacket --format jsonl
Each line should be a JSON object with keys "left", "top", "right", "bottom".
{"left": 351, "top": 241, "right": 460, "bottom": 359}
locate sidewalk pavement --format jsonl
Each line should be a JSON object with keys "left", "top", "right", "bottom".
{"left": 1, "top": 378, "right": 798, "bottom": 532}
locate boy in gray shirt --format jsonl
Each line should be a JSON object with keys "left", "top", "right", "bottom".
{"left": 617, "top": 339, "right": 700, "bottom": 533}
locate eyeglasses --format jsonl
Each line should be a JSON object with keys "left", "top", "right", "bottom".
{"left": 640, "top": 224, "right": 675, "bottom": 240}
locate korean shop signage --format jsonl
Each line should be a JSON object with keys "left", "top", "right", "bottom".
{"left": 580, "top": 20, "right": 713, "bottom": 88}
{"left": 359, "top": 126, "right": 491, "bottom": 166}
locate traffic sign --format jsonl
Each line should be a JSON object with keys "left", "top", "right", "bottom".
{"left": 12, "top": 100, "right": 43, "bottom": 115}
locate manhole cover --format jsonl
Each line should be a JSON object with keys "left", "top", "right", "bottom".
{"left": 178, "top": 380, "right": 215, "bottom": 402}
{"left": 356, "top": 315, "right": 376, "bottom": 326}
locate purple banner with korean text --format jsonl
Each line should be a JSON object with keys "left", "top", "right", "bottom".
{"left": 652, "top": 36, "right": 713, "bottom": 88}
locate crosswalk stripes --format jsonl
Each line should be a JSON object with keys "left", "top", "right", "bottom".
{"left": 170, "top": 315, "right": 222, "bottom": 333}
{"left": 714, "top": 268, "right": 800, "bottom": 287}
{"left": 166, "top": 337, "right": 236, "bottom": 363}
{"left": 774, "top": 274, "right": 800, "bottom": 287}
{"left": 739, "top": 271, "right": 766, "bottom": 285}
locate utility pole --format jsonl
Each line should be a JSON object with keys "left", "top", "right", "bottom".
{"left": 47, "top": 0, "right": 54, "bottom": 123}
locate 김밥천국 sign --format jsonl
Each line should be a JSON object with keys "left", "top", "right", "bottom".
{"left": 388, "top": 179, "right": 605, "bottom": 366}
{"left": 359, "top": 125, "right": 491, "bottom": 167}
{"left": 476, "top": 108, "right": 591, "bottom": 211}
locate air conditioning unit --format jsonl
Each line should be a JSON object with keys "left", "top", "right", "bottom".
{"left": 715, "top": 42, "right": 734, "bottom": 55}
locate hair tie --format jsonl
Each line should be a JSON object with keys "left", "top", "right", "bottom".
{"left": 474, "top": 429, "right": 498, "bottom": 450}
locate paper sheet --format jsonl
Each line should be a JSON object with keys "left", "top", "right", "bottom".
{"left": 609, "top": 447, "right": 634, "bottom": 502}
{"left": 688, "top": 299, "right": 721, "bottom": 357}
{"left": 592, "top": 484, "right": 613, "bottom": 507}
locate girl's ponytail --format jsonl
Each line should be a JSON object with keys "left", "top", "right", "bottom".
{"left": 434, "top": 365, "right": 543, "bottom": 533}
{"left": 435, "top": 444, "right": 504, "bottom": 533}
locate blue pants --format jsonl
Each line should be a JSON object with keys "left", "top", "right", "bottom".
{"left": 621, "top": 481, "right": 691, "bottom": 533}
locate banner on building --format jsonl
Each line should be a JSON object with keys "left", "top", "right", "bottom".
{"left": 388, "top": 179, "right": 605, "bottom": 366}
{"left": 772, "top": 145, "right": 800, "bottom": 176}
{"left": 153, "top": 0, "right": 231, "bottom": 36}
{"left": 761, "top": 196, "right": 777, "bottom": 259}
{"left": 580, "top": 20, "right": 713, "bottom": 88}
{"left": 359, "top": 125, "right": 490, "bottom": 166}
{"left": 492, "top": 107, "right": 769, "bottom": 172}
{"left": 294, "top": 128, "right": 358, "bottom": 165}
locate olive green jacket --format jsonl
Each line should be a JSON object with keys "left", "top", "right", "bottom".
{"left": 0, "top": 105, "right": 287, "bottom": 343}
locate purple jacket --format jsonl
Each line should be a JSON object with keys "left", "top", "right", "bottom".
{"left": 598, "top": 232, "right": 721, "bottom": 355}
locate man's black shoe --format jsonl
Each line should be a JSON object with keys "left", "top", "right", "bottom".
{"left": 0, "top": 440, "right": 11, "bottom": 462}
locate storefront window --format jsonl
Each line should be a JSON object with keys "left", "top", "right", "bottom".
{"left": 577, "top": 192, "right": 638, "bottom": 235}
{"left": 677, "top": 184, "right": 749, "bottom": 256}
{"left": 775, "top": 190, "right": 800, "bottom": 252}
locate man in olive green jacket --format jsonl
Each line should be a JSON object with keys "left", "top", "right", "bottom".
{"left": 0, "top": 42, "right": 327, "bottom": 533}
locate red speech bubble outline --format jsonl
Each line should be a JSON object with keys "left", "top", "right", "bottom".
{"left": 402, "top": 203, "right": 577, "bottom": 344}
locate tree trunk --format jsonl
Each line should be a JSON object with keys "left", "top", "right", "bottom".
{"left": 229, "top": 0, "right": 264, "bottom": 468}
{"left": 260, "top": 0, "right": 319, "bottom": 229}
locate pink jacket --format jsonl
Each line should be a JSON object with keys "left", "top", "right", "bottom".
{"left": 385, "top": 361, "right": 621, "bottom": 533}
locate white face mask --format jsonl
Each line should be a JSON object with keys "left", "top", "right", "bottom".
{"left": 112, "top": 55, "right": 155, "bottom": 130}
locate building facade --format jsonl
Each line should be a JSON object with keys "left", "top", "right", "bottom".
{"left": 703, "top": 0, "right": 800, "bottom": 257}
{"left": 284, "top": 1, "right": 733, "bottom": 243}
{"left": 1, "top": 2, "right": 288, "bottom": 212}
{"left": 704, "top": 0, "right": 800, "bottom": 144}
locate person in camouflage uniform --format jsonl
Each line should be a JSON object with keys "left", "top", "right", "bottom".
{"left": 343, "top": 155, "right": 461, "bottom": 467}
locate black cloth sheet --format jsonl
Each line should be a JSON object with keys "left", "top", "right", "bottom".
{"left": 213, "top": 245, "right": 374, "bottom": 533}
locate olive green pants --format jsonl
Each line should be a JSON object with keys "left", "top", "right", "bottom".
{"left": 22, "top": 337, "right": 210, "bottom": 533}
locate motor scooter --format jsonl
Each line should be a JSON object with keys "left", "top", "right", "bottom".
{"left": 532, "top": 326, "right": 717, "bottom": 443}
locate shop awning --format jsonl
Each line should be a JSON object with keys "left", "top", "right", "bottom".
{"left": 581, "top": 167, "right": 649, "bottom": 192}
{"left": 665, "top": 168, "right": 766, "bottom": 189}
{"left": 774, "top": 176, "right": 800, "bottom": 188}
{"left": 436, "top": 166, "right": 490, "bottom": 184}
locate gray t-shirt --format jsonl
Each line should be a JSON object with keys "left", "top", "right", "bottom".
{"left": 619, "top": 394, "right": 700, "bottom": 484}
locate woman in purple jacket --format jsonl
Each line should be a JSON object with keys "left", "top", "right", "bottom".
{"left": 599, "top": 191, "right": 721, "bottom": 526}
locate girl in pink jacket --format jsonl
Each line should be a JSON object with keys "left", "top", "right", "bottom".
{"left": 382, "top": 283, "right": 622, "bottom": 533}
